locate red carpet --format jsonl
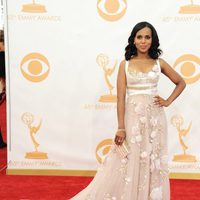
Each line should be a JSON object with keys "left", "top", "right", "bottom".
{"left": 1, "top": 101, "right": 200, "bottom": 199}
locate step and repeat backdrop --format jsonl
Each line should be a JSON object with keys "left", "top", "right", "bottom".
{"left": 0, "top": 0, "right": 3, "bottom": 29}
{"left": 4, "top": 0, "right": 200, "bottom": 178}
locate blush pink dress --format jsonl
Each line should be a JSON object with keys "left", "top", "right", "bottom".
{"left": 70, "top": 59, "right": 170, "bottom": 200}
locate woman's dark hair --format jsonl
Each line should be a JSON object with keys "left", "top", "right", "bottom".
{"left": 125, "top": 21, "right": 162, "bottom": 60}
{"left": 0, "top": 30, "right": 4, "bottom": 43}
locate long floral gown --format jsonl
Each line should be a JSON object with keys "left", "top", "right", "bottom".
{"left": 70, "top": 59, "right": 170, "bottom": 200}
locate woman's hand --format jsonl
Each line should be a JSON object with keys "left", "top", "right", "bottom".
{"left": 153, "top": 95, "right": 170, "bottom": 107}
{"left": 114, "top": 130, "right": 126, "bottom": 146}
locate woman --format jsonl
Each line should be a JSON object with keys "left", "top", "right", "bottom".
{"left": 70, "top": 21, "right": 186, "bottom": 200}
{"left": 0, "top": 29, "right": 6, "bottom": 148}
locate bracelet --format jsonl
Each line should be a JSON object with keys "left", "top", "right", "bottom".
{"left": 117, "top": 128, "right": 126, "bottom": 132}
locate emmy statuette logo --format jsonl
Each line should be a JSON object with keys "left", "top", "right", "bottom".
{"left": 20, "top": 52, "right": 50, "bottom": 82}
{"left": 22, "top": 112, "right": 48, "bottom": 159}
{"left": 171, "top": 115, "right": 196, "bottom": 162}
{"left": 22, "top": 0, "right": 47, "bottom": 13}
{"left": 173, "top": 54, "right": 200, "bottom": 84}
{"left": 97, "top": 54, "right": 117, "bottom": 102}
{"left": 97, "top": 0, "right": 127, "bottom": 21}
{"left": 96, "top": 139, "right": 113, "bottom": 163}
{"left": 179, "top": 0, "right": 200, "bottom": 14}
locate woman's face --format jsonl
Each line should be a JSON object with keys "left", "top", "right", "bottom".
{"left": 134, "top": 27, "right": 152, "bottom": 54}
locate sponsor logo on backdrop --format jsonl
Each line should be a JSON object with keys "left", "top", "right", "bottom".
{"left": 179, "top": 0, "right": 200, "bottom": 14}
{"left": 22, "top": 112, "right": 48, "bottom": 159}
{"left": 8, "top": 1, "right": 61, "bottom": 22}
{"left": 169, "top": 161, "right": 200, "bottom": 171}
{"left": 96, "top": 139, "right": 113, "bottom": 163}
{"left": 84, "top": 103, "right": 117, "bottom": 110}
{"left": 8, "top": 160, "right": 62, "bottom": 168}
{"left": 20, "top": 52, "right": 50, "bottom": 82}
{"left": 171, "top": 114, "right": 197, "bottom": 162}
{"left": 83, "top": 54, "right": 118, "bottom": 111}
{"left": 162, "top": 1, "right": 200, "bottom": 22}
{"left": 22, "top": 0, "right": 47, "bottom": 13}
{"left": 173, "top": 54, "right": 200, "bottom": 84}
{"left": 97, "top": 0, "right": 127, "bottom": 21}
{"left": 97, "top": 54, "right": 117, "bottom": 103}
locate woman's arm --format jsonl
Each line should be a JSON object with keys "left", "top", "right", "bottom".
{"left": 0, "top": 78, "right": 6, "bottom": 105}
{"left": 154, "top": 58, "right": 186, "bottom": 107}
{"left": 115, "top": 60, "right": 127, "bottom": 145}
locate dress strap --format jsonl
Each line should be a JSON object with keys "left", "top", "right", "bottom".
{"left": 125, "top": 60, "right": 129, "bottom": 74}
{"left": 156, "top": 59, "right": 161, "bottom": 73}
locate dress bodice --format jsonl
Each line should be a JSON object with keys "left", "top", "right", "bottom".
{"left": 125, "top": 59, "right": 161, "bottom": 96}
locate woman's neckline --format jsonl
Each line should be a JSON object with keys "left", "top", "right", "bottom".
{"left": 127, "top": 60, "right": 158, "bottom": 74}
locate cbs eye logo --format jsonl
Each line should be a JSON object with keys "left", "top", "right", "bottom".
{"left": 96, "top": 139, "right": 113, "bottom": 163}
{"left": 173, "top": 54, "right": 200, "bottom": 84}
{"left": 97, "top": 0, "right": 127, "bottom": 21}
{"left": 20, "top": 53, "right": 50, "bottom": 82}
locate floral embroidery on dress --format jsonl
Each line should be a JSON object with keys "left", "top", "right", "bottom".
{"left": 141, "top": 151, "right": 148, "bottom": 158}
{"left": 150, "top": 116, "right": 158, "bottom": 127}
{"left": 124, "top": 177, "right": 131, "bottom": 184}
{"left": 130, "top": 132, "right": 143, "bottom": 144}
{"left": 150, "top": 186, "right": 163, "bottom": 200}
{"left": 131, "top": 125, "right": 140, "bottom": 135}
{"left": 121, "top": 158, "right": 128, "bottom": 164}
{"left": 140, "top": 116, "right": 146, "bottom": 124}
{"left": 85, "top": 194, "right": 92, "bottom": 200}
{"left": 148, "top": 64, "right": 159, "bottom": 79}
{"left": 150, "top": 130, "right": 157, "bottom": 139}
{"left": 130, "top": 125, "right": 143, "bottom": 145}
{"left": 118, "top": 157, "right": 128, "bottom": 175}
{"left": 103, "top": 194, "right": 117, "bottom": 200}
{"left": 152, "top": 64, "right": 159, "bottom": 73}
